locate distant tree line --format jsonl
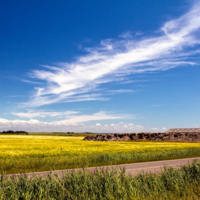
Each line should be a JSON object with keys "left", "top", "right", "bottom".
{"left": 0, "top": 130, "right": 28, "bottom": 135}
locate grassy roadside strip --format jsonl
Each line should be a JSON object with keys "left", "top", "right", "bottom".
{"left": 1, "top": 160, "right": 200, "bottom": 199}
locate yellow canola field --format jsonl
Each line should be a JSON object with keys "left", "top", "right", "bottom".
{"left": 0, "top": 135, "right": 199, "bottom": 156}
{"left": 0, "top": 135, "right": 200, "bottom": 173}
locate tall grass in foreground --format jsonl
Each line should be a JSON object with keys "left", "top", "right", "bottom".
{"left": 1, "top": 135, "right": 200, "bottom": 173}
{"left": 1, "top": 160, "right": 200, "bottom": 199}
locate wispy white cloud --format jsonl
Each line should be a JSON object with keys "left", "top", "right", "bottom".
{"left": 53, "top": 111, "right": 132, "bottom": 124}
{"left": 107, "top": 89, "right": 134, "bottom": 94}
{"left": 22, "top": 79, "right": 42, "bottom": 84}
{"left": 22, "top": 2, "right": 200, "bottom": 107}
{"left": 135, "top": 31, "right": 143, "bottom": 36}
{"left": 118, "top": 31, "right": 133, "bottom": 38}
{"left": 12, "top": 110, "right": 133, "bottom": 124}
{"left": 0, "top": 117, "right": 154, "bottom": 133}
{"left": 12, "top": 110, "right": 79, "bottom": 118}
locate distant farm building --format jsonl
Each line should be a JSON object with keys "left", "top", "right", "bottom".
{"left": 166, "top": 128, "right": 200, "bottom": 133}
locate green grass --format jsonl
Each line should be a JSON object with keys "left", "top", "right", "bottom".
{"left": 1, "top": 135, "right": 200, "bottom": 174}
{"left": 1, "top": 160, "right": 200, "bottom": 199}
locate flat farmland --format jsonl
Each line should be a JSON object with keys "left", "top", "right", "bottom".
{"left": 1, "top": 135, "right": 200, "bottom": 174}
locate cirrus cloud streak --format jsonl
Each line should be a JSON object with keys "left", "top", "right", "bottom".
{"left": 22, "top": 2, "right": 200, "bottom": 107}
{"left": 12, "top": 110, "right": 80, "bottom": 118}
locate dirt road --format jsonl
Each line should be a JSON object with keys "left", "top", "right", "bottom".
{"left": 6, "top": 157, "right": 200, "bottom": 178}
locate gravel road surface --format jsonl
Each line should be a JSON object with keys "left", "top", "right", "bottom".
{"left": 6, "top": 157, "right": 200, "bottom": 178}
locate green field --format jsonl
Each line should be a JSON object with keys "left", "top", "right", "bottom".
{"left": 1, "top": 160, "right": 200, "bottom": 199}
{"left": 1, "top": 135, "right": 200, "bottom": 174}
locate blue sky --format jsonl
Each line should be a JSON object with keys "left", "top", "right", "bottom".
{"left": 0, "top": 0, "right": 200, "bottom": 132}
